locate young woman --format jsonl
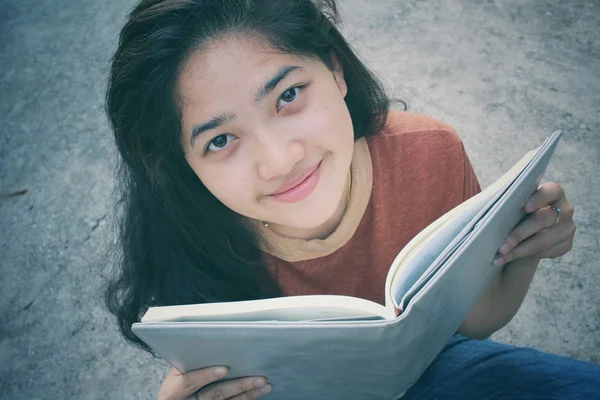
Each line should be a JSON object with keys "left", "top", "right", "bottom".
{"left": 104, "top": 1, "right": 598, "bottom": 399}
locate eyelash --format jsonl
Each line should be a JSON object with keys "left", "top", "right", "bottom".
{"left": 204, "top": 84, "right": 306, "bottom": 154}
{"left": 276, "top": 85, "right": 305, "bottom": 111}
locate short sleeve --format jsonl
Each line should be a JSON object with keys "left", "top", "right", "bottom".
{"left": 461, "top": 143, "right": 482, "bottom": 201}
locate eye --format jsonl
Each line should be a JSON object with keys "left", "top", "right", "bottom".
{"left": 277, "top": 86, "right": 304, "bottom": 110}
{"left": 205, "top": 133, "right": 236, "bottom": 153}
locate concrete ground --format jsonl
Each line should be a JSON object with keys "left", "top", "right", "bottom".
{"left": 0, "top": 0, "right": 598, "bottom": 398}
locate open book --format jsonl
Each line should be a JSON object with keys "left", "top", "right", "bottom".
{"left": 133, "top": 131, "right": 562, "bottom": 400}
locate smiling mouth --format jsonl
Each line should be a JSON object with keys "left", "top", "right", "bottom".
{"left": 268, "top": 161, "right": 322, "bottom": 203}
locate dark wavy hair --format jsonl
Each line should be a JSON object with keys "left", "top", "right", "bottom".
{"left": 104, "top": 0, "right": 390, "bottom": 351}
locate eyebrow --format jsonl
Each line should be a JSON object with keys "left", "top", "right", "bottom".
{"left": 189, "top": 65, "right": 303, "bottom": 147}
{"left": 254, "top": 65, "right": 303, "bottom": 103}
{"left": 190, "top": 113, "right": 236, "bottom": 147}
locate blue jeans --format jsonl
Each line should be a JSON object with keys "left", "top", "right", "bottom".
{"left": 402, "top": 334, "right": 600, "bottom": 399}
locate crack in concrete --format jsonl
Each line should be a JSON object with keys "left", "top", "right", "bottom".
{"left": 90, "top": 213, "right": 107, "bottom": 232}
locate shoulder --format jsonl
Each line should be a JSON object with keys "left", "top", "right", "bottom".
{"left": 366, "top": 110, "right": 467, "bottom": 165}
{"left": 377, "top": 110, "right": 462, "bottom": 145}
{"left": 363, "top": 112, "right": 474, "bottom": 225}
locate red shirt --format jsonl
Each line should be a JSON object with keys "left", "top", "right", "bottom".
{"left": 257, "top": 111, "right": 481, "bottom": 306}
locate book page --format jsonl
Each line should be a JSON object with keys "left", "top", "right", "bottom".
{"left": 141, "top": 294, "right": 393, "bottom": 323}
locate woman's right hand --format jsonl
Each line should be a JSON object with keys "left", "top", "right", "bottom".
{"left": 158, "top": 366, "right": 272, "bottom": 400}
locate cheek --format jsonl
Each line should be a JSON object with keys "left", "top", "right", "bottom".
{"left": 192, "top": 162, "right": 255, "bottom": 212}
{"left": 309, "top": 93, "right": 353, "bottom": 147}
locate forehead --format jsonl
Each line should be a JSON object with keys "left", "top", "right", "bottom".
{"left": 177, "top": 35, "right": 321, "bottom": 109}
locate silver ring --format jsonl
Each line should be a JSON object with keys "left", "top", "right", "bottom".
{"left": 551, "top": 206, "right": 561, "bottom": 225}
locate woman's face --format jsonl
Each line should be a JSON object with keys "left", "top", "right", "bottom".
{"left": 179, "top": 35, "right": 355, "bottom": 233}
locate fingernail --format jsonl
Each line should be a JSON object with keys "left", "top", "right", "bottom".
{"left": 260, "top": 384, "right": 272, "bottom": 394}
{"left": 499, "top": 244, "right": 510, "bottom": 255}
{"left": 253, "top": 377, "right": 267, "bottom": 388}
{"left": 493, "top": 257, "right": 504, "bottom": 267}
{"left": 214, "top": 367, "right": 228, "bottom": 378}
{"left": 525, "top": 202, "right": 534, "bottom": 212}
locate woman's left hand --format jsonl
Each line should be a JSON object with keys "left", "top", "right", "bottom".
{"left": 493, "top": 181, "right": 576, "bottom": 267}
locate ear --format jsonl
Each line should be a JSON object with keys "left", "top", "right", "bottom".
{"left": 330, "top": 52, "right": 347, "bottom": 98}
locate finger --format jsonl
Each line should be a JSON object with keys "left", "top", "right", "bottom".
{"left": 494, "top": 227, "right": 572, "bottom": 266}
{"left": 159, "top": 366, "right": 229, "bottom": 400}
{"left": 498, "top": 206, "right": 557, "bottom": 256}
{"left": 524, "top": 181, "right": 564, "bottom": 213}
{"left": 531, "top": 239, "right": 574, "bottom": 260}
{"left": 228, "top": 384, "right": 273, "bottom": 399}
{"left": 197, "top": 377, "right": 269, "bottom": 400}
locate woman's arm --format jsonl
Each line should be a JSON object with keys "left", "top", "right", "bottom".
{"left": 459, "top": 257, "right": 540, "bottom": 340}
{"left": 459, "top": 181, "right": 575, "bottom": 340}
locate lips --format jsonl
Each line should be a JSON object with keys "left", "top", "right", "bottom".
{"left": 270, "top": 161, "right": 321, "bottom": 195}
{"left": 266, "top": 161, "right": 322, "bottom": 203}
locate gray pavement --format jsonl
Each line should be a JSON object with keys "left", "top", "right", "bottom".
{"left": 1, "top": 0, "right": 599, "bottom": 398}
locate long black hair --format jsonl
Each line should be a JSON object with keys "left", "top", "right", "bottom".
{"left": 104, "top": 0, "right": 390, "bottom": 351}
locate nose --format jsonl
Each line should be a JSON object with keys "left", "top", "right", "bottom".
{"left": 255, "top": 132, "right": 305, "bottom": 181}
